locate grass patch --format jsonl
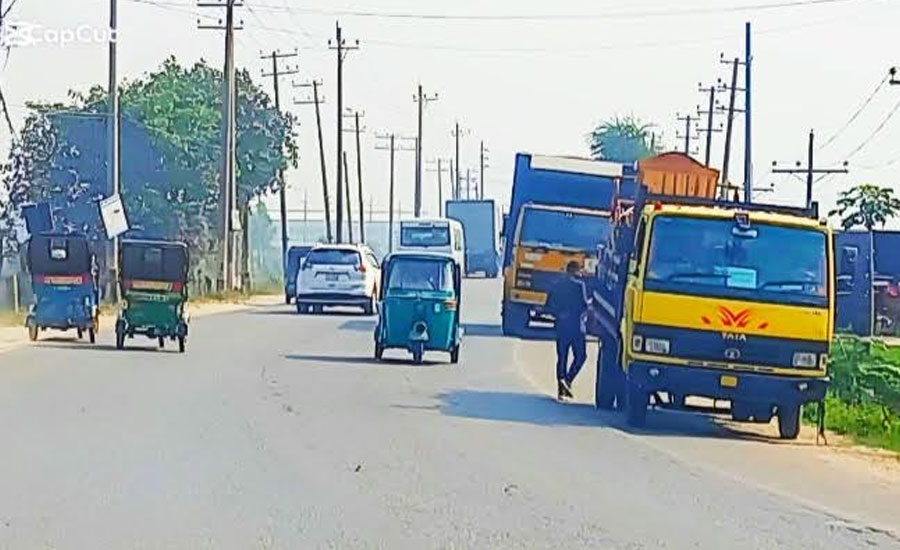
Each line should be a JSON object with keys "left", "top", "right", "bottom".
{"left": 0, "top": 310, "right": 25, "bottom": 327}
{"left": 803, "top": 336, "right": 900, "bottom": 453}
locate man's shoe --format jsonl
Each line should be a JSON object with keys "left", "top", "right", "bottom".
{"left": 557, "top": 380, "right": 568, "bottom": 401}
{"left": 561, "top": 379, "right": 574, "bottom": 398}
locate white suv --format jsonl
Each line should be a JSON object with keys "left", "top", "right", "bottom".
{"left": 295, "top": 244, "right": 382, "bottom": 315}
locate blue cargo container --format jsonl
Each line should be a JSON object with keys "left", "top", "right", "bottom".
{"left": 445, "top": 199, "right": 500, "bottom": 278}
{"left": 835, "top": 230, "right": 900, "bottom": 336}
{"left": 501, "top": 153, "right": 627, "bottom": 338}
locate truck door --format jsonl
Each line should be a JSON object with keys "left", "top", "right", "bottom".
{"left": 835, "top": 232, "right": 873, "bottom": 336}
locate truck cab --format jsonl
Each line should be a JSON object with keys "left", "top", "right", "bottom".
{"left": 593, "top": 198, "right": 833, "bottom": 439}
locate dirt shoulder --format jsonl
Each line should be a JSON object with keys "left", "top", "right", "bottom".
{"left": 0, "top": 294, "right": 281, "bottom": 354}
{"left": 512, "top": 338, "right": 900, "bottom": 537}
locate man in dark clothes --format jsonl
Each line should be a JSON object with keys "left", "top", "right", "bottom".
{"left": 547, "top": 260, "right": 591, "bottom": 400}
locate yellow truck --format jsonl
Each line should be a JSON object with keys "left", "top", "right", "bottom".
{"left": 590, "top": 155, "right": 833, "bottom": 439}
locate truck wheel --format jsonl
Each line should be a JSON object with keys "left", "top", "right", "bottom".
{"left": 777, "top": 404, "right": 801, "bottom": 440}
{"left": 28, "top": 324, "right": 38, "bottom": 342}
{"left": 625, "top": 380, "right": 649, "bottom": 428}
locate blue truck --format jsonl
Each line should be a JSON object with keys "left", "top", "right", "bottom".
{"left": 501, "top": 153, "right": 625, "bottom": 338}
{"left": 445, "top": 199, "right": 500, "bottom": 278}
{"left": 835, "top": 230, "right": 900, "bottom": 336}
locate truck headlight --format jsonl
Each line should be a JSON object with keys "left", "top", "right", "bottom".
{"left": 645, "top": 338, "right": 670, "bottom": 355}
{"left": 792, "top": 352, "right": 817, "bottom": 368}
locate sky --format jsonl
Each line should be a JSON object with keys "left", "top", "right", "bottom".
{"left": 1, "top": 0, "right": 899, "bottom": 226}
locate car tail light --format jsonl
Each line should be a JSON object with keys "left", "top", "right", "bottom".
{"left": 357, "top": 263, "right": 367, "bottom": 273}
{"left": 888, "top": 283, "right": 899, "bottom": 298}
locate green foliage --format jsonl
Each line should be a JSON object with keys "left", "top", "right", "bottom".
{"left": 248, "top": 201, "right": 281, "bottom": 285}
{"left": 0, "top": 57, "right": 299, "bottom": 263}
{"left": 828, "top": 184, "right": 900, "bottom": 231}
{"left": 588, "top": 115, "right": 659, "bottom": 164}
{"left": 809, "top": 336, "right": 900, "bottom": 452}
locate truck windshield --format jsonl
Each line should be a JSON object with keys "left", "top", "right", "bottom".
{"left": 518, "top": 208, "right": 611, "bottom": 252}
{"left": 401, "top": 226, "right": 451, "bottom": 247}
{"left": 645, "top": 215, "right": 828, "bottom": 307}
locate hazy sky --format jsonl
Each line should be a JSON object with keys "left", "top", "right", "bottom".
{"left": 1, "top": 0, "right": 899, "bottom": 224}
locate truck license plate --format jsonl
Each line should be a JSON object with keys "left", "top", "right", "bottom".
{"left": 720, "top": 375, "right": 739, "bottom": 388}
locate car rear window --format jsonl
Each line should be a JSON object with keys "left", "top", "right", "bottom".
{"left": 305, "top": 249, "right": 361, "bottom": 266}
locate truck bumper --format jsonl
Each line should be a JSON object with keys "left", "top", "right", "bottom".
{"left": 628, "top": 361, "right": 829, "bottom": 407}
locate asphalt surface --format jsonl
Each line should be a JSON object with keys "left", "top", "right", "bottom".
{"left": 1, "top": 279, "right": 898, "bottom": 549}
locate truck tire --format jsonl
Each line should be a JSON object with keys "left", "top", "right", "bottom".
{"left": 777, "top": 404, "right": 801, "bottom": 440}
{"left": 625, "top": 379, "right": 648, "bottom": 428}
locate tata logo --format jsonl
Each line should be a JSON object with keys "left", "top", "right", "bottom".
{"left": 724, "top": 348, "right": 741, "bottom": 360}
{"left": 721, "top": 332, "right": 747, "bottom": 342}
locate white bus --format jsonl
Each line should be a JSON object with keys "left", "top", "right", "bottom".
{"left": 397, "top": 218, "right": 466, "bottom": 273}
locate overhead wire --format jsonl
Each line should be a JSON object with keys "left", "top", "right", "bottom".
{"left": 817, "top": 73, "right": 889, "bottom": 151}
{"left": 842, "top": 96, "right": 900, "bottom": 160}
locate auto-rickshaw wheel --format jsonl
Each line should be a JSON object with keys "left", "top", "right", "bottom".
{"left": 178, "top": 335, "right": 186, "bottom": 353}
{"left": 88, "top": 329, "right": 96, "bottom": 344}
{"left": 115, "top": 329, "right": 125, "bottom": 350}
{"left": 77, "top": 328, "right": 84, "bottom": 340}
{"left": 450, "top": 345, "right": 460, "bottom": 364}
{"left": 27, "top": 324, "right": 38, "bottom": 342}
{"left": 374, "top": 343, "right": 384, "bottom": 361}
{"left": 158, "top": 336, "right": 165, "bottom": 349}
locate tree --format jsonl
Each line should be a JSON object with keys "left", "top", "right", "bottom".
{"left": 588, "top": 115, "right": 658, "bottom": 164}
{"left": 0, "top": 57, "right": 299, "bottom": 263}
{"left": 829, "top": 184, "right": 900, "bottom": 231}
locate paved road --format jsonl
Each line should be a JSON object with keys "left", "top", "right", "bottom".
{"left": 1, "top": 280, "right": 898, "bottom": 549}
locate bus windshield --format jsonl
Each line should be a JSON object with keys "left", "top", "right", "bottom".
{"left": 401, "top": 225, "right": 451, "bottom": 247}
{"left": 645, "top": 215, "right": 828, "bottom": 307}
{"left": 518, "top": 208, "right": 611, "bottom": 252}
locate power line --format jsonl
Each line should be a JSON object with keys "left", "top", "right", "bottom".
{"left": 246, "top": 0, "right": 858, "bottom": 21}
{"left": 841, "top": 96, "right": 900, "bottom": 160}
{"left": 818, "top": 73, "right": 889, "bottom": 151}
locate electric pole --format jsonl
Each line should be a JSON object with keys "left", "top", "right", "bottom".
{"left": 328, "top": 22, "right": 358, "bottom": 243}
{"left": 449, "top": 158, "right": 456, "bottom": 199}
{"left": 375, "top": 133, "right": 416, "bottom": 252}
{"left": 342, "top": 150, "right": 353, "bottom": 243}
{"left": 426, "top": 158, "right": 450, "bottom": 216}
{"left": 105, "top": 0, "right": 120, "bottom": 301}
{"left": 772, "top": 130, "right": 848, "bottom": 210}
{"left": 413, "top": 85, "right": 439, "bottom": 218}
{"left": 480, "top": 141, "right": 490, "bottom": 200}
{"left": 697, "top": 83, "right": 723, "bottom": 167}
{"left": 676, "top": 113, "right": 700, "bottom": 156}
{"left": 744, "top": 22, "right": 753, "bottom": 204}
{"left": 294, "top": 79, "right": 332, "bottom": 243}
{"left": 199, "top": 0, "right": 242, "bottom": 290}
{"left": 451, "top": 123, "right": 469, "bottom": 200}
{"left": 343, "top": 109, "right": 366, "bottom": 242}
{"left": 718, "top": 56, "right": 745, "bottom": 200}
{"left": 261, "top": 49, "right": 298, "bottom": 270}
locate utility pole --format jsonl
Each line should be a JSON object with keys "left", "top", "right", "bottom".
{"left": 697, "top": 83, "right": 722, "bottom": 167}
{"left": 199, "top": 0, "right": 242, "bottom": 290}
{"left": 413, "top": 85, "right": 439, "bottom": 218}
{"left": 449, "top": 158, "right": 456, "bottom": 200}
{"left": 466, "top": 168, "right": 471, "bottom": 200}
{"left": 261, "top": 49, "right": 298, "bottom": 269}
{"left": 426, "top": 158, "right": 450, "bottom": 216}
{"left": 328, "top": 22, "right": 359, "bottom": 243}
{"left": 343, "top": 109, "right": 366, "bottom": 242}
{"left": 772, "top": 131, "right": 848, "bottom": 210}
{"left": 744, "top": 22, "right": 753, "bottom": 205}
{"left": 376, "top": 133, "right": 416, "bottom": 252}
{"left": 106, "top": 0, "right": 120, "bottom": 301}
{"left": 451, "top": 123, "right": 469, "bottom": 200}
{"left": 718, "top": 56, "right": 745, "bottom": 200}
{"left": 479, "top": 141, "right": 490, "bottom": 200}
{"left": 675, "top": 113, "right": 700, "bottom": 156}
{"left": 342, "top": 151, "right": 353, "bottom": 243}
{"left": 294, "top": 79, "right": 332, "bottom": 243}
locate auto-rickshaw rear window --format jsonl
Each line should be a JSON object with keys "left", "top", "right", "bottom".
{"left": 122, "top": 245, "right": 187, "bottom": 282}
{"left": 28, "top": 236, "right": 91, "bottom": 275}
{"left": 388, "top": 259, "right": 455, "bottom": 292}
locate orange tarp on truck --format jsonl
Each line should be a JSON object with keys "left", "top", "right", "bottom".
{"left": 638, "top": 152, "right": 720, "bottom": 199}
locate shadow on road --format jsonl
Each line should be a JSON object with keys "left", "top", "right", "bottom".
{"left": 460, "top": 323, "right": 504, "bottom": 338}
{"left": 339, "top": 320, "right": 377, "bottom": 332}
{"left": 434, "top": 389, "right": 785, "bottom": 441}
{"left": 285, "top": 353, "right": 445, "bottom": 368}
{"left": 34, "top": 342, "right": 169, "bottom": 354}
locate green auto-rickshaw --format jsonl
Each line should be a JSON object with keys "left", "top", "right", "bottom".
{"left": 374, "top": 252, "right": 462, "bottom": 365}
{"left": 115, "top": 239, "right": 189, "bottom": 352}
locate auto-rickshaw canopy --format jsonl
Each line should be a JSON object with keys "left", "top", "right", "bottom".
{"left": 27, "top": 232, "right": 92, "bottom": 276}
{"left": 121, "top": 239, "right": 189, "bottom": 283}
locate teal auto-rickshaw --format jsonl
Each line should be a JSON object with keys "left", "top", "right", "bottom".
{"left": 374, "top": 252, "right": 462, "bottom": 364}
